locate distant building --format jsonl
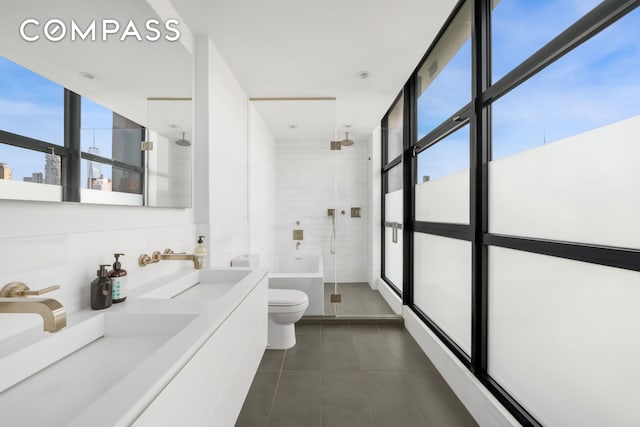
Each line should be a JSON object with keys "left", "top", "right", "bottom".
{"left": 44, "top": 153, "right": 61, "bottom": 185}
{"left": 23, "top": 172, "right": 44, "bottom": 183}
{"left": 87, "top": 145, "right": 102, "bottom": 186}
{"left": 89, "top": 174, "right": 112, "bottom": 191}
{"left": 0, "top": 163, "right": 12, "bottom": 180}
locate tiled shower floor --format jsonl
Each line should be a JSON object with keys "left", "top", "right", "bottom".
{"left": 236, "top": 324, "right": 478, "bottom": 427}
{"left": 323, "top": 283, "right": 396, "bottom": 316}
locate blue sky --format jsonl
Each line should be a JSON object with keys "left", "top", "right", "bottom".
{"left": 416, "top": 0, "right": 639, "bottom": 182}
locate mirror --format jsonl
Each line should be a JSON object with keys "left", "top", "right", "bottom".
{"left": 144, "top": 98, "right": 192, "bottom": 208}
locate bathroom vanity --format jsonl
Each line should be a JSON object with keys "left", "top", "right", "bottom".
{"left": 0, "top": 267, "right": 268, "bottom": 427}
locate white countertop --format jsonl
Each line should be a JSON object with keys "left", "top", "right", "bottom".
{"left": 0, "top": 266, "right": 267, "bottom": 427}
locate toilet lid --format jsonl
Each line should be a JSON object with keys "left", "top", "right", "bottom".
{"left": 269, "top": 289, "right": 308, "bottom": 306}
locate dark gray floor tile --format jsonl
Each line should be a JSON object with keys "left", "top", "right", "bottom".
{"left": 268, "top": 371, "right": 322, "bottom": 427}
{"left": 364, "top": 298, "right": 396, "bottom": 315}
{"left": 362, "top": 371, "right": 428, "bottom": 427}
{"left": 321, "top": 334, "right": 360, "bottom": 371}
{"left": 380, "top": 326, "right": 434, "bottom": 370}
{"left": 321, "top": 371, "right": 374, "bottom": 427}
{"left": 283, "top": 334, "right": 323, "bottom": 371}
{"left": 403, "top": 369, "right": 478, "bottom": 427}
{"left": 351, "top": 326, "right": 399, "bottom": 371}
{"left": 236, "top": 371, "right": 279, "bottom": 427}
{"left": 296, "top": 324, "right": 322, "bottom": 335}
{"left": 342, "top": 299, "right": 370, "bottom": 315}
{"left": 258, "top": 350, "right": 285, "bottom": 372}
{"left": 322, "top": 325, "right": 350, "bottom": 335}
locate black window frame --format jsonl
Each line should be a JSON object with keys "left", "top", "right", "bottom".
{"left": 380, "top": 1, "right": 640, "bottom": 426}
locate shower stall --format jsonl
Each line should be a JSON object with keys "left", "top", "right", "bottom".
{"left": 250, "top": 98, "right": 397, "bottom": 317}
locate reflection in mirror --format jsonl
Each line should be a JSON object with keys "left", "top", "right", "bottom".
{"left": 145, "top": 98, "right": 192, "bottom": 208}
{"left": 80, "top": 96, "right": 145, "bottom": 206}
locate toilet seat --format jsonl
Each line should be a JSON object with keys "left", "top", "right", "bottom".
{"left": 268, "top": 289, "right": 308, "bottom": 306}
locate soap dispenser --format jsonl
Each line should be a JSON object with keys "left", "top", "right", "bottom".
{"left": 194, "top": 235, "right": 208, "bottom": 269}
{"left": 109, "top": 253, "right": 127, "bottom": 303}
{"left": 91, "top": 264, "right": 113, "bottom": 310}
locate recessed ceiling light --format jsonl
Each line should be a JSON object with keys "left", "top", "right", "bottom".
{"left": 288, "top": 124, "right": 297, "bottom": 129}
{"left": 79, "top": 71, "right": 96, "bottom": 80}
{"left": 356, "top": 71, "right": 370, "bottom": 79}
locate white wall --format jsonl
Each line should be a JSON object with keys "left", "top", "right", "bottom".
{"left": 193, "top": 36, "right": 258, "bottom": 267}
{"left": 0, "top": 201, "right": 194, "bottom": 339}
{"left": 248, "top": 103, "right": 277, "bottom": 271}
{"left": 276, "top": 139, "right": 369, "bottom": 283}
{"left": 210, "top": 42, "right": 250, "bottom": 266}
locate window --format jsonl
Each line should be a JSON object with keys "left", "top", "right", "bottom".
{"left": 381, "top": 93, "right": 404, "bottom": 295}
{"left": 416, "top": 0, "right": 471, "bottom": 140}
{"left": 415, "top": 125, "right": 469, "bottom": 224}
{"left": 381, "top": 1, "right": 640, "bottom": 425}
{"left": 491, "top": 0, "right": 602, "bottom": 82}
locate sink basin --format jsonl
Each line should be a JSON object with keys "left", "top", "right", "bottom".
{"left": 139, "top": 268, "right": 252, "bottom": 300}
{"left": 0, "top": 312, "right": 196, "bottom": 427}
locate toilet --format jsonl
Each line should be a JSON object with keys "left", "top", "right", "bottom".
{"left": 230, "top": 254, "right": 309, "bottom": 350}
{"left": 267, "top": 289, "right": 309, "bottom": 349}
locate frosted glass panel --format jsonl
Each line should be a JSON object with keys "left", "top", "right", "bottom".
{"left": 384, "top": 228, "right": 403, "bottom": 288}
{"left": 414, "top": 234, "right": 471, "bottom": 354}
{"left": 415, "top": 125, "right": 469, "bottom": 224}
{"left": 384, "top": 189, "right": 402, "bottom": 223}
{"left": 489, "top": 116, "right": 640, "bottom": 248}
{"left": 489, "top": 247, "right": 640, "bottom": 427}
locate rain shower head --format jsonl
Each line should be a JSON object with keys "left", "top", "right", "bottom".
{"left": 330, "top": 132, "right": 354, "bottom": 150}
{"left": 175, "top": 132, "right": 190, "bottom": 147}
{"left": 340, "top": 132, "right": 354, "bottom": 146}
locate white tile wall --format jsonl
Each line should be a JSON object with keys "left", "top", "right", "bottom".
{"left": 0, "top": 200, "right": 195, "bottom": 339}
{"left": 275, "top": 139, "right": 369, "bottom": 283}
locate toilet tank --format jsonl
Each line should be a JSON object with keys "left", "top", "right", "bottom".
{"left": 231, "top": 254, "right": 260, "bottom": 268}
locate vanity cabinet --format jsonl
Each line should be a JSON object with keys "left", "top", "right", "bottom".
{"left": 133, "top": 277, "right": 267, "bottom": 426}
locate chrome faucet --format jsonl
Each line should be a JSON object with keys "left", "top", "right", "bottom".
{"left": 138, "top": 248, "right": 202, "bottom": 270}
{"left": 0, "top": 282, "right": 67, "bottom": 333}
{"left": 296, "top": 242, "right": 301, "bottom": 250}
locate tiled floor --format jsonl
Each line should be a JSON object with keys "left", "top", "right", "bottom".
{"left": 323, "top": 283, "right": 397, "bottom": 316}
{"left": 236, "top": 324, "right": 478, "bottom": 427}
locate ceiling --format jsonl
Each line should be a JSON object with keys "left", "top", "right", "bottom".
{"left": 171, "top": 0, "right": 457, "bottom": 138}
{"left": 0, "top": 0, "right": 457, "bottom": 142}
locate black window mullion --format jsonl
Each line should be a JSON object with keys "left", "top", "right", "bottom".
{"left": 403, "top": 77, "right": 416, "bottom": 306}
{"left": 470, "top": 0, "right": 490, "bottom": 378}
{"left": 63, "top": 90, "right": 81, "bottom": 202}
{"left": 415, "top": 103, "right": 472, "bottom": 152}
{"left": 0, "top": 130, "right": 70, "bottom": 156}
{"left": 80, "top": 152, "right": 144, "bottom": 174}
{"left": 382, "top": 155, "right": 401, "bottom": 171}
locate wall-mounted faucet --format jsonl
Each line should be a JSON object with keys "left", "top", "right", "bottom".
{"left": 296, "top": 242, "right": 301, "bottom": 250}
{"left": 138, "top": 248, "right": 203, "bottom": 269}
{"left": 0, "top": 282, "right": 67, "bottom": 333}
